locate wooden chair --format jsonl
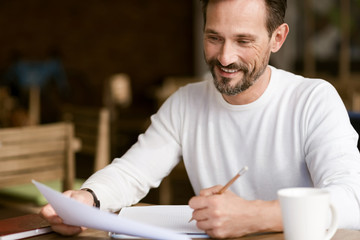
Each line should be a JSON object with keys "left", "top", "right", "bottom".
{"left": 62, "top": 105, "right": 110, "bottom": 173}
{"left": 0, "top": 122, "right": 76, "bottom": 212}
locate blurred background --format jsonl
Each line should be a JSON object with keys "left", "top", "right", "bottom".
{"left": 0, "top": 0, "right": 359, "bottom": 205}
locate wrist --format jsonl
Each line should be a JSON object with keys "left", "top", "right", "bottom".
{"left": 81, "top": 188, "right": 101, "bottom": 208}
{"left": 256, "top": 200, "right": 283, "bottom": 233}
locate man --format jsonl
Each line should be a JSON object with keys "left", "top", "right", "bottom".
{"left": 41, "top": 0, "right": 360, "bottom": 238}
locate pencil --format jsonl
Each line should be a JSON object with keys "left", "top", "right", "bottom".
{"left": 216, "top": 166, "right": 248, "bottom": 194}
{"left": 188, "top": 166, "right": 248, "bottom": 223}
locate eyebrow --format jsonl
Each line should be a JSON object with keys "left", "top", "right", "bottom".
{"left": 204, "top": 29, "right": 256, "bottom": 39}
{"left": 204, "top": 29, "right": 218, "bottom": 35}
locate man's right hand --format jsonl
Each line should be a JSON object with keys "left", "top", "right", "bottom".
{"left": 39, "top": 189, "right": 94, "bottom": 236}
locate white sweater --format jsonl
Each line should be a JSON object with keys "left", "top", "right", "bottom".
{"left": 82, "top": 66, "right": 360, "bottom": 229}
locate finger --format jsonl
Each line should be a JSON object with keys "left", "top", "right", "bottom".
{"left": 70, "top": 190, "right": 94, "bottom": 206}
{"left": 196, "top": 216, "right": 218, "bottom": 233}
{"left": 40, "top": 204, "right": 62, "bottom": 224}
{"left": 188, "top": 195, "right": 209, "bottom": 210}
{"left": 80, "top": 226, "right": 88, "bottom": 232}
{"left": 51, "top": 224, "right": 83, "bottom": 236}
{"left": 204, "top": 228, "right": 227, "bottom": 239}
{"left": 199, "top": 185, "right": 223, "bottom": 196}
{"left": 40, "top": 203, "right": 55, "bottom": 217}
{"left": 191, "top": 208, "right": 209, "bottom": 222}
{"left": 189, "top": 188, "right": 225, "bottom": 210}
{"left": 62, "top": 190, "right": 73, "bottom": 197}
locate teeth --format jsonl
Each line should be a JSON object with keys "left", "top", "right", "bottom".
{"left": 221, "top": 67, "right": 238, "bottom": 73}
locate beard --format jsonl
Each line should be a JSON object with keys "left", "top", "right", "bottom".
{"left": 207, "top": 54, "right": 270, "bottom": 96}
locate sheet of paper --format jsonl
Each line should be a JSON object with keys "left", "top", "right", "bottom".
{"left": 112, "top": 205, "right": 208, "bottom": 239}
{"left": 120, "top": 205, "right": 203, "bottom": 234}
{"left": 32, "top": 180, "right": 190, "bottom": 240}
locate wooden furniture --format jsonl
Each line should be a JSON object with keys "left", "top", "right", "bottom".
{"left": 63, "top": 105, "right": 110, "bottom": 173}
{"left": 0, "top": 122, "right": 76, "bottom": 211}
{"left": 0, "top": 122, "right": 75, "bottom": 190}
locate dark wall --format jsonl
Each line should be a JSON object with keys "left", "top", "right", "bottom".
{"left": 0, "top": 0, "right": 195, "bottom": 106}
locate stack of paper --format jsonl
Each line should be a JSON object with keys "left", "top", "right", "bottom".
{"left": 111, "top": 205, "right": 208, "bottom": 238}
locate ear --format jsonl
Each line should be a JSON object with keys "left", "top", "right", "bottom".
{"left": 270, "top": 23, "right": 289, "bottom": 53}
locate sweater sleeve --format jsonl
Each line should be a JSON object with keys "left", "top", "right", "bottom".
{"left": 303, "top": 81, "right": 360, "bottom": 229}
{"left": 81, "top": 90, "right": 184, "bottom": 212}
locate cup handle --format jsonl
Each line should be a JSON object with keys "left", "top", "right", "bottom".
{"left": 324, "top": 204, "right": 338, "bottom": 240}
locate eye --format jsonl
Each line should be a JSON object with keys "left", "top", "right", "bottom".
{"left": 206, "top": 35, "right": 222, "bottom": 43}
{"left": 237, "top": 39, "right": 251, "bottom": 45}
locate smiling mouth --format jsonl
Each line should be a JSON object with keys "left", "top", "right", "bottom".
{"left": 220, "top": 67, "right": 239, "bottom": 73}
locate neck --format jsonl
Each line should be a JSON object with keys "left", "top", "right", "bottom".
{"left": 222, "top": 66, "right": 271, "bottom": 105}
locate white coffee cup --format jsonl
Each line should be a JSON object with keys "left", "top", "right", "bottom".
{"left": 278, "top": 188, "right": 338, "bottom": 240}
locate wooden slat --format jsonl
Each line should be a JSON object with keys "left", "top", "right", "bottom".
{"left": 0, "top": 141, "right": 66, "bottom": 158}
{"left": 0, "top": 123, "right": 68, "bottom": 142}
{"left": 1, "top": 154, "right": 64, "bottom": 172}
{"left": 0, "top": 122, "right": 68, "bottom": 135}
{"left": 1, "top": 164, "right": 63, "bottom": 178}
{"left": 0, "top": 168, "right": 63, "bottom": 188}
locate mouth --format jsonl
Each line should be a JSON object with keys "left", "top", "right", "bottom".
{"left": 220, "top": 67, "right": 239, "bottom": 73}
{"left": 216, "top": 65, "right": 241, "bottom": 78}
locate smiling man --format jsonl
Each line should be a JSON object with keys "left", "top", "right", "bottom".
{"left": 41, "top": 0, "right": 360, "bottom": 238}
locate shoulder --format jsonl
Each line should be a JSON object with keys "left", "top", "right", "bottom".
{"left": 166, "top": 78, "right": 214, "bottom": 105}
{"left": 270, "top": 66, "right": 338, "bottom": 96}
{"left": 156, "top": 78, "right": 214, "bottom": 116}
{"left": 177, "top": 78, "right": 212, "bottom": 95}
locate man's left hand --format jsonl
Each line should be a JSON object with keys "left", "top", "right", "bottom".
{"left": 188, "top": 185, "right": 283, "bottom": 238}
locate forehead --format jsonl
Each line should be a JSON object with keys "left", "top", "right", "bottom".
{"left": 205, "top": 0, "right": 268, "bottom": 36}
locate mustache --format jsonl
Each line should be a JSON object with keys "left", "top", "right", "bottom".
{"left": 208, "top": 59, "right": 249, "bottom": 73}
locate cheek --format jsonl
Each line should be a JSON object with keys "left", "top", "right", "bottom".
{"left": 203, "top": 42, "right": 218, "bottom": 60}
{"left": 245, "top": 45, "right": 267, "bottom": 67}
{"left": 230, "top": 44, "right": 261, "bottom": 65}
{"left": 234, "top": 49, "right": 257, "bottom": 69}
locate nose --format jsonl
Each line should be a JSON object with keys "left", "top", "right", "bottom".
{"left": 217, "top": 41, "right": 237, "bottom": 67}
